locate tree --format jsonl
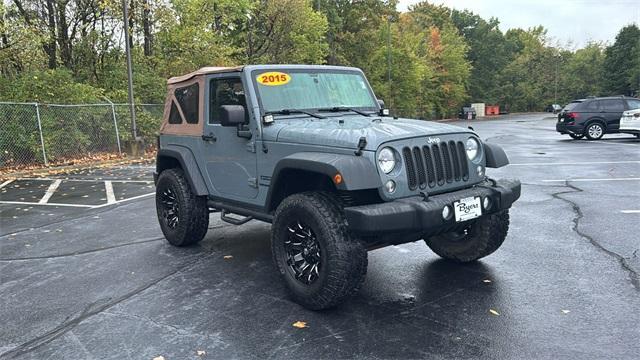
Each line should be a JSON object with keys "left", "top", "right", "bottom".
{"left": 242, "top": 0, "right": 328, "bottom": 64}
{"left": 603, "top": 24, "right": 640, "bottom": 96}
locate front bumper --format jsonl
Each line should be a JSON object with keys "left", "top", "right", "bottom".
{"left": 344, "top": 179, "right": 521, "bottom": 235}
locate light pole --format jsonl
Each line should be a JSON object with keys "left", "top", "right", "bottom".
{"left": 122, "top": 0, "right": 137, "bottom": 140}
{"left": 387, "top": 15, "right": 393, "bottom": 110}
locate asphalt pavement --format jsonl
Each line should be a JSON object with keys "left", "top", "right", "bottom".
{"left": 1, "top": 113, "right": 639, "bottom": 359}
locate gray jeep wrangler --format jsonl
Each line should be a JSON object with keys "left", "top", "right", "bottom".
{"left": 154, "top": 65, "right": 521, "bottom": 310}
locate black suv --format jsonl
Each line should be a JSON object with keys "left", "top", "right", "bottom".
{"left": 556, "top": 96, "right": 640, "bottom": 140}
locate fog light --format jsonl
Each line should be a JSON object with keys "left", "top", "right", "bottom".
{"left": 477, "top": 165, "right": 484, "bottom": 177}
{"left": 384, "top": 180, "right": 396, "bottom": 193}
{"left": 483, "top": 196, "right": 491, "bottom": 210}
{"left": 442, "top": 205, "right": 452, "bottom": 220}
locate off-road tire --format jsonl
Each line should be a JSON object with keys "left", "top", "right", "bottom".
{"left": 156, "top": 168, "right": 209, "bottom": 246}
{"left": 426, "top": 210, "right": 510, "bottom": 263}
{"left": 271, "top": 192, "right": 367, "bottom": 310}
{"left": 585, "top": 122, "right": 605, "bottom": 140}
{"left": 569, "top": 133, "right": 584, "bottom": 139}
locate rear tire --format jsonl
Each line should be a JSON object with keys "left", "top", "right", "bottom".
{"left": 425, "top": 210, "right": 510, "bottom": 263}
{"left": 271, "top": 192, "right": 367, "bottom": 310}
{"left": 569, "top": 133, "right": 584, "bottom": 139}
{"left": 156, "top": 168, "right": 209, "bottom": 246}
{"left": 585, "top": 122, "right": 605, "bottom": 140}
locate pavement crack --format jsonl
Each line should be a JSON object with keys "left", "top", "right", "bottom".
{"left": 0, "top": 237, "right": 164, "bottom": 262}
{"left": 552, "top": 180, "right": 640, "bottom": 291}
{"left": 0, "top": 254, "right": 211, "bottom": 359}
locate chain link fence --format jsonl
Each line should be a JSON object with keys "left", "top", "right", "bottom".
{"left": 0, "top": 102, "right": 163, "bottom": 170}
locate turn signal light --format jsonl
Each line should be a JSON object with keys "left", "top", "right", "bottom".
{"left": 333, "top": 173, "right": 343, "bottom": 185}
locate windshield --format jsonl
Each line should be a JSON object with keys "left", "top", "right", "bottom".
{"left": 253, "top": 70, "right": 378, "bottom": 113}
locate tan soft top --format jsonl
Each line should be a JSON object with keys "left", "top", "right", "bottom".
{"left": 167, "top": 66, "right": 244, "bottom": 84}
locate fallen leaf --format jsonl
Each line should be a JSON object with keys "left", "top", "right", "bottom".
{"left": 223, "top": 255, "right": 233, "bottom": 260}
{"left": 292, "top": 321, "right": 307, "bottom": 329}
{"left": 489, "top": 309, "right": 500, "bottom": 316}
{"left": 196, "top": 350, "right": 206, "bottom": 356}
{"left": 482, "top": 279, "right": 492, "bottom": 283}
{"left": 561, "top": 310, "right": 570, "bottom": 314}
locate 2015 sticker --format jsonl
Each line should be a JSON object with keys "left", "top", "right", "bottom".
{"left": 257, "top": 72, "right": 290, "bottom": 86}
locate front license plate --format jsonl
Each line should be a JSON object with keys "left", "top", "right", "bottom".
{"left": 453, "top": 196, "right": 482, "bottom": 222}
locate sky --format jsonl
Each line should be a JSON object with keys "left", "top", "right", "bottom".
{"left": 397, "top": 0, "right": 640, "bottom": 49}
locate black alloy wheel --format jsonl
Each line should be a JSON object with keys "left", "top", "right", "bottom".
{"left": 284, "top": 220, "right": 322, "bottom": 285}
{"left": 160, "top": 186, "right": 180, "bottom": 229}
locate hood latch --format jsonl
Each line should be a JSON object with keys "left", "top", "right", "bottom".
{"left": 354, "top": 136, "right": 367, "bottom": 156}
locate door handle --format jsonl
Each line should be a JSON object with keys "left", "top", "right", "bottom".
{"left": 202, "top": 132, "right": 217, "bottom": 142}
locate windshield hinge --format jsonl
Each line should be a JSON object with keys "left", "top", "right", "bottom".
{"left": 246, "top": 141, "right": 256, "bottom": 153}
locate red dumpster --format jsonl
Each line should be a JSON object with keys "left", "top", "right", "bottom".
{"left": 485, "top": 105, "right": 499, "bottom": 116}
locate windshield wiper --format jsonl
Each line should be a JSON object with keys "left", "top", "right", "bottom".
{"left": 317, "top": 107, "right": 372, "bottom": 117}
{"left": 265, "top": 109, "right": 326, "bottom": 119}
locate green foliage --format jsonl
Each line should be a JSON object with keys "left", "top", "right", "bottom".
{"left": 603, "top": 24, "right": 640, "bottom": 96}
{"left": 0, "top": 0, "right": 637, "bottom": 117}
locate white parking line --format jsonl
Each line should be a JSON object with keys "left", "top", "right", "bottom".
{"left": 0, "top": 192, "right": 154, "bottom": 209}
{"left": 0, "top": 200, "right": 94, "bottom": 208}
{"left": 621, "top": 210, "right": 640, "bottom": 214}
{"left": 105, "top": 181, "right": 116, "bottom": 204}
{"left": 0, "top": 179, "right": 15, "bottom": 189}
{"left": 591, "top": 140, "right": 639, "bottom": 147}
{"left": 510, "top": 160, "right": 640, "bottom": 166}
{"left": 542, "top": 177, "right": 640, "bottom": 182}
{"left": 38, "top": 179, "right": 62, "bottom": 204}
{"left": 15, "top": 177, "right": 152, "bottom": 183}
{"left": 92, "top": 192, "right": 155, "bottom": 209}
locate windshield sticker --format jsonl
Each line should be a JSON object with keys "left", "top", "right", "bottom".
{"left": 256, "top": 72, "right": 290, "bottom": 86}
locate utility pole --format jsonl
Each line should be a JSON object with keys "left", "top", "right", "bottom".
{"left": 122, "top": 0, "right": 137, "bottom": 140}
{"left": 387, "top": 15, "right": 392, "bottom": 109}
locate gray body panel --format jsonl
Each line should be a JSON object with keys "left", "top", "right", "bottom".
{"left": 158, "top": 64, "right": 509, "bottom": 214}
{"left": 264, "top": 115, "right": 473, "bottom": 151}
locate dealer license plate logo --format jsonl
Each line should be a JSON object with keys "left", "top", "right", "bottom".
{"left": 453, "top": 196, "right": 482, "bottom": 222}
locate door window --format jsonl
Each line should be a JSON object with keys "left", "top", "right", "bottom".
{"left": 209, "top": 78, "right": 248, "bottom": 124}
{"left": 600, "top": 99, "right": 625, "bottom": 112}
{"left": 584, "top": 100, "right": 600, "bottom": 111}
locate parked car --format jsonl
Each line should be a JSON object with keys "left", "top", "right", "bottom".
{"left": 556, "top": 96, "right": 640, "bottom": 140}
{"left": 458, "top": 106, "right": 476, "bottom": 119}
{"left": 154, "top": 65, "right": 520, "bottom": 310}
{"left": 619, "top": 108, "right": 640, "bottom": 138}
{"left": 545, "top": 104, "right": 562, "bottom": 114}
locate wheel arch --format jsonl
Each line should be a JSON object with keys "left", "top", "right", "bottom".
{"left": 156, "top": 146, "right": 208, "bottom": 196}
{"left": 265, "top": 152, "right": 382, "bottom": 212}
{"left": 585, "top": 117, "right": 607, "bottom": 130}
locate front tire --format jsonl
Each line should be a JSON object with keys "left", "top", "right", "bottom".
{"left": 156, "top": 168, "right": 209, "bottom": 246}
{"left": 271, "top": 192, "right": 367, "bottom": 310}
{"left": 425, "top": 210, "right": 510, "bottom": 263}
{"left": 585, "top": 122, "right": 605, "bottom": 140}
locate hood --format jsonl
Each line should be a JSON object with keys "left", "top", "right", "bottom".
{"left": 261, "top": 115, "right": 473, "bottom": 151}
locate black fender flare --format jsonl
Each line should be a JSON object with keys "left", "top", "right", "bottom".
{"left": 266, "top": 152, "right": 382, "bottom": 209}
{"left": 483, "top": 143, "right": 509, "bottom": 168}
{"left": 156, "top": 146, "right": 208, "bottom": 196}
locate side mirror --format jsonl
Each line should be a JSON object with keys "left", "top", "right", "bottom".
{"left": 377, "top": 99, "right": 389, "bottom": 116}
{"left": 219, "top": 105, "right": 246, "bottom": 127}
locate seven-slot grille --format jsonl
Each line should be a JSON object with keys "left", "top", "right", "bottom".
{"left": 402, "top": 141, "right": 469, "bottom": 190}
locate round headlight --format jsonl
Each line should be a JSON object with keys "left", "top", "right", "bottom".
{"left": 466, "top": 137, "right": 480, "bottom": 162}
{"left": 378, "top": 147, "right": 396, "bottom": 174}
